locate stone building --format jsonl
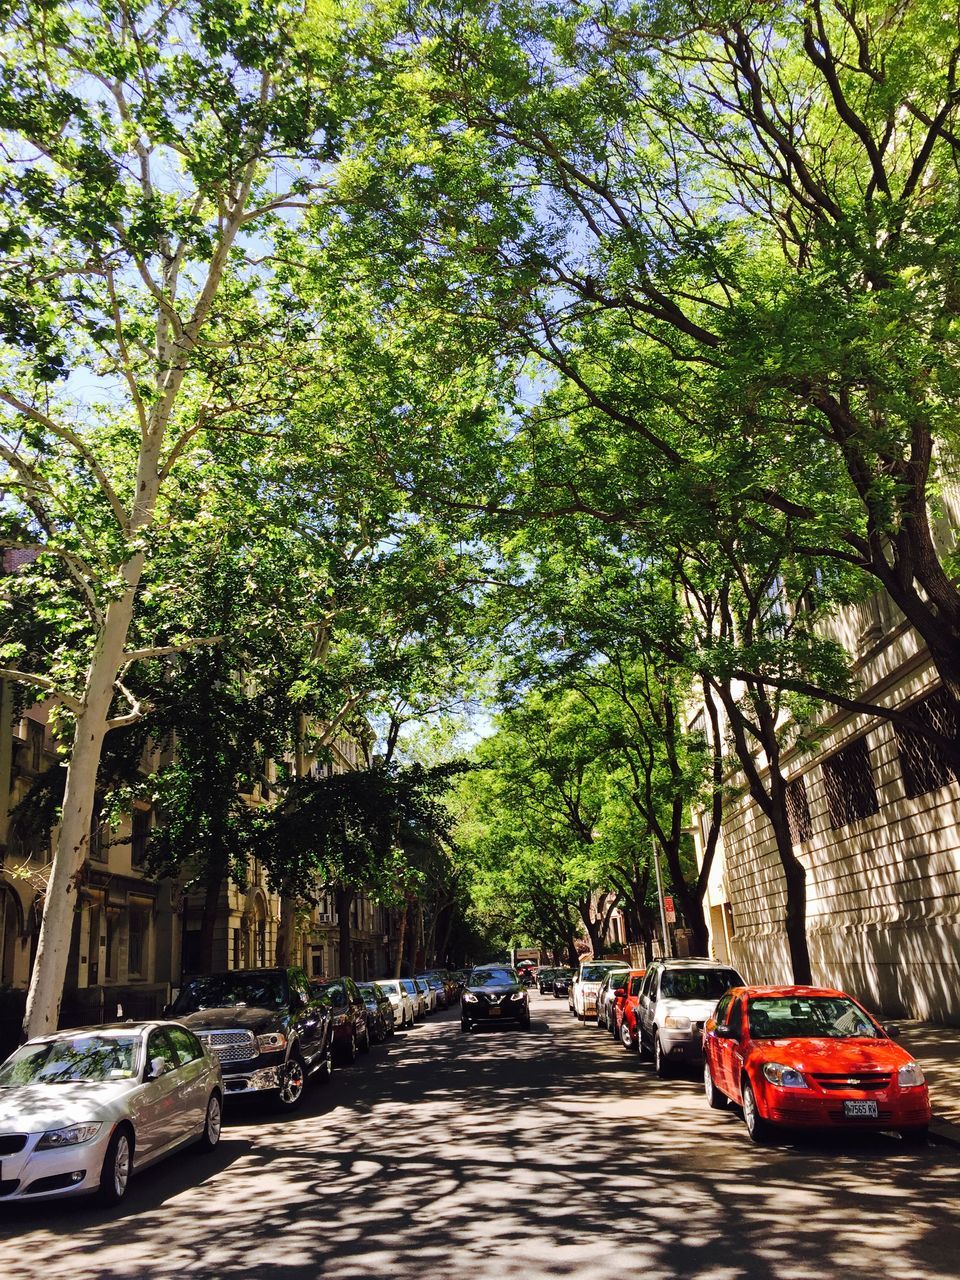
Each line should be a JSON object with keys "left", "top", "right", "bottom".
{"left": 690, "top": 490, "right": 960, "bottom": 1024}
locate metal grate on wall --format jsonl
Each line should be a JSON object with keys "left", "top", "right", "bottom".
{"left": 784, "top": 777, "right": 812, "bottom": 844}
{"left": 894, "top": 687, "right": 959, "bottom": 799}
{"left": 822, "top": 737, "right": 879, "bottom": 829}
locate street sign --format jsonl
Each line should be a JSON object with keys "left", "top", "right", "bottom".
{"left": 663, "top": 895, "right": 676, "bottom": 924}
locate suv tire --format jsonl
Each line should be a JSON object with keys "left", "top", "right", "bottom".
{"left": 276, "top": 1047, "right": 307, "bottom": 1110}
{"left": 653, "top": 1032, "right": 671, "bottom": 1078}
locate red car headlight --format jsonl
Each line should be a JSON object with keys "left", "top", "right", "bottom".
{"left": 897, "top": 1062, "right": 925, "bottom": 1088}
{"left": 761, "top": 1062, "right": 809, "bottom": 1089}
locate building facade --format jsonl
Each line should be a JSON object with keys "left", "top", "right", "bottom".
{"left": 691, "top": 558, "right": 960, "bottom": 1024}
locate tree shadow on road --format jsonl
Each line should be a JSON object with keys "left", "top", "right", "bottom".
{"left": 0, "top": 1003, "right": 957, "bottom": 1280}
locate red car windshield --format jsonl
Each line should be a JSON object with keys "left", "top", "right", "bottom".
{"left": 747, "top": 995, "right": 881, "bottom": 1039}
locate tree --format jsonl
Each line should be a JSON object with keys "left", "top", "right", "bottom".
{"left": 0, "top": 0, "right": 372, "bottom": 1036}
{"left": 328, "top": 0, "right": 960, "bottom": 756}
{"left": 258, "top": 760, "right": 469, "bottom": 977}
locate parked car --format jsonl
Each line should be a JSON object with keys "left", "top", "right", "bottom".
{"left": 357, "top": 983, "right": 396, "bottom": 1042}
{"left": 461, "top": 965, "right": 531, "bottom": 1032}
{"left": 636, "top": 958, "right": 744, "bottom": 1077}
{"left": 612, "top": 969, "right": 647, "bottom": 1049}
{"left": 552, "top": 969, "right": 573, "bottom": 999}
{"left": 0, "top": 1021, "right": 222, "bottom": 1205}
{"left": 418, "top": 973, "right": 447, "bottom": 1009}
{"left": 595, "top": 967, "right": 631, "bottom": 1031}
{"left": 171, "top": 967, "right": 332, "bottom": 1108}
{"left": 702, "top": 986, "right": 932, "bottom": 1143}
{"left": 570, "top": 960, "right": 629, "bottom": 1021}
{"left": 311, "top": 976, "right": 371, "bottom": 1064}
{"left": 537, "top": 968, "right": 557, "bottom": 993}
{"left": 374, "top": 979, "right": 417, "bottom": 1029}
{"left": 400, "top": 977, "right": 427, "bottom": 1020}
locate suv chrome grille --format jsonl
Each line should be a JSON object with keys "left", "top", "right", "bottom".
{"left": 197, "top": 1028, "right": 257, "bottom": 1064}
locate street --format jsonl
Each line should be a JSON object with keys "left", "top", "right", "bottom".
{"left": 1, "top": 994, "right": 958, "bottom": 1280}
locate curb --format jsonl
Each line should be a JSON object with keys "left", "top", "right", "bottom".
{"left": 929, "top": 1117, "right": 960, "bottom": 1151}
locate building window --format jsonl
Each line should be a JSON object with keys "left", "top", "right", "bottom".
{"left": 28, "top": 720, "right": 44, "bottom": 771}
{"left": 128, "top": 908, "right": 148, "bottom": 977}
{"left": 105, "top": 911, "right": 121, "bottom": 981}
{"left": 822, "top": 738, "right": 879, "bottom": 829}
{"left": 131, "top": 808, "right": 150, "bottom": 868}
{"left": 784, "top": 777, "right": 812, "bottom": 844}
{"left": 894, "top": 688, "right": 959, "bottom": 799}
{"left": 233, "top": 928, "right": 241, "bottom": 969}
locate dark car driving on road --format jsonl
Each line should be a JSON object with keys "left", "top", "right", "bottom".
{"left": 169, "top": 966, "right": 332, "bottom": 1110}
{"left": 461, "top": 965, "right": 531, "bottom": 1032}
{"left": 552, "top": 969, "right": 574, "bottom": 999}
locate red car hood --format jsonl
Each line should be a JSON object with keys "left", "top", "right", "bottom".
{"left": 751, "top": 1036, "right": 910, "bottom": 1073}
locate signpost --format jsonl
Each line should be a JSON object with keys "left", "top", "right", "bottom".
{"left": 663, "top": 895, "right": 676, "bottom": 924}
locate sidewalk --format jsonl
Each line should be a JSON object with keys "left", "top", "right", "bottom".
{"left": 899, "top": 1020, "right": 960, "bottom": 1147}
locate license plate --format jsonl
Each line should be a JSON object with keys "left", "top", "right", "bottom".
{"left": 843, "top": 1100, "right": 878, "bottom": 1118}
{"left": 488, "top": 1006, "right": 501, "bottom": 1016}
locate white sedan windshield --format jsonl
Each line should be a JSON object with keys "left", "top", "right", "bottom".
{"left": 0, "top": 1035, "right": 140, "bottom": 1085}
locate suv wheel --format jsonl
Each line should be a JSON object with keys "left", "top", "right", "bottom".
{"left": 277, "top": 1048, "right": 307, "bottom": 1110}
{"left": 653, "top": 1032, "right": 670, "bottom": 1079}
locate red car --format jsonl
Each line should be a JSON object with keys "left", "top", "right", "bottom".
{"left": 611, "top": 968, "right": 646, "bottom": 1050}
{"left": 702, "top": 986, "right": 931, "bottom": 1142}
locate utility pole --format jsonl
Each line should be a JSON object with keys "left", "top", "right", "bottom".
{"left": 651, "top": 835, "right": 672, "bottom": 958}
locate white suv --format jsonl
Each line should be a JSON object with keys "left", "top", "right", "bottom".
{"left": 374, "top": 979, "right": 417, "bottom": 1029}
{"left": 636, "top": 958, "right": 744, "bottom": 1077}
{"left": 570, "top": 960, "right": 629, "bottom": 1021}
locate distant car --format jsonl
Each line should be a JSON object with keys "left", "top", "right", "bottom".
{"left": 612, "top": 969, "right": 647, "bottom": 1049}
{"left": 418, "top": 973, "right": 447, "bottom": 1009}
{"left": 374, "top": 979, "right": 416, "bottom": 1029}
{"left": 703, "top": 986, "right": 932, "bottom": 1143}
{"left": 414, "top": 976, "right": 436, "bottom": 1014}
{"left": 552, "top": 969, "right": 573, "bottom": 999}
{"left": 537, "top": 968, "right": 558, "bottom": 993}
{"left": 570, "top": 961, "right": 629, "bottom": 1021}
{"left": 400, "top": 977, "right": 427, "bottom": 1020}
{"left": 357, "top": 983, "right": 396, "bottom": 1042}
{"left": 461, "top": 965, "right": 531, "bottom": 1032}
{"left": 172, "top": 966, "right": 333, "bottom": 1107}
{"left": 595, "top": 967, "right": 631, "bottom": 1031}
{"left": 311, "top": 976, "right": 371, "bottom": 1064}
{"left": 636, "top": 958, "right": 744, "bottom": 1077}
{"left": 0, "top": 1022, "right": 222, "bottom": 1205}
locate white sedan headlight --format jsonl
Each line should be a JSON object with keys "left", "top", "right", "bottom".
{"left": 898, "top": 1062, "right": 925, "bottom": 1088}
{"left": 761, "top": 1062, "right": 809, "bottom": 1089}
{"left": 36, "top": 1122, "right": 103, "bottom": 1149}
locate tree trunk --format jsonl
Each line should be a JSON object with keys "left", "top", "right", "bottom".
{"left": 275, "top": 893, "right": 298, "bottom": 968}
{"left": 713, "top": 678, "right": 813, "bottom": 985}
{"left": 200, "top": 867, "right": 224, "bottom": 975}
{"left": 393, "top": 900, "right": 407, "bottom": 979}
{"left": 336, "top": 885, "right": 353, "bottom": 977}
{"left": 23, "top": 572, "right": 144, "bottom": 1040}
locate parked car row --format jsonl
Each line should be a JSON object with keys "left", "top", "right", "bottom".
{"left": 576, "top": 956, "right": 933, "bottom": 1144}
{"left": 0, "top": 964, "right": 463, "bottom": 1207}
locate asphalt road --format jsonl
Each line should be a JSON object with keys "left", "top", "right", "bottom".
{"left": 1, "top": 994, "right": 958, "bottom": 1280}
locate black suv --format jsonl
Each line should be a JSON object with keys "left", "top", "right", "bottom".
{"left": 168, "top": 966, "right": 332, "bottom": 1109}
{"left": 461, "top": 965, "right": 531, "bottom": 1032}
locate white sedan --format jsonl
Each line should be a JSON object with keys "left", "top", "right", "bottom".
{"left": 0, "top": 1021, "right": 222, "bottom": 1205}
{"left": 570, "top": 961, "right": 629, "bottom": 1021}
